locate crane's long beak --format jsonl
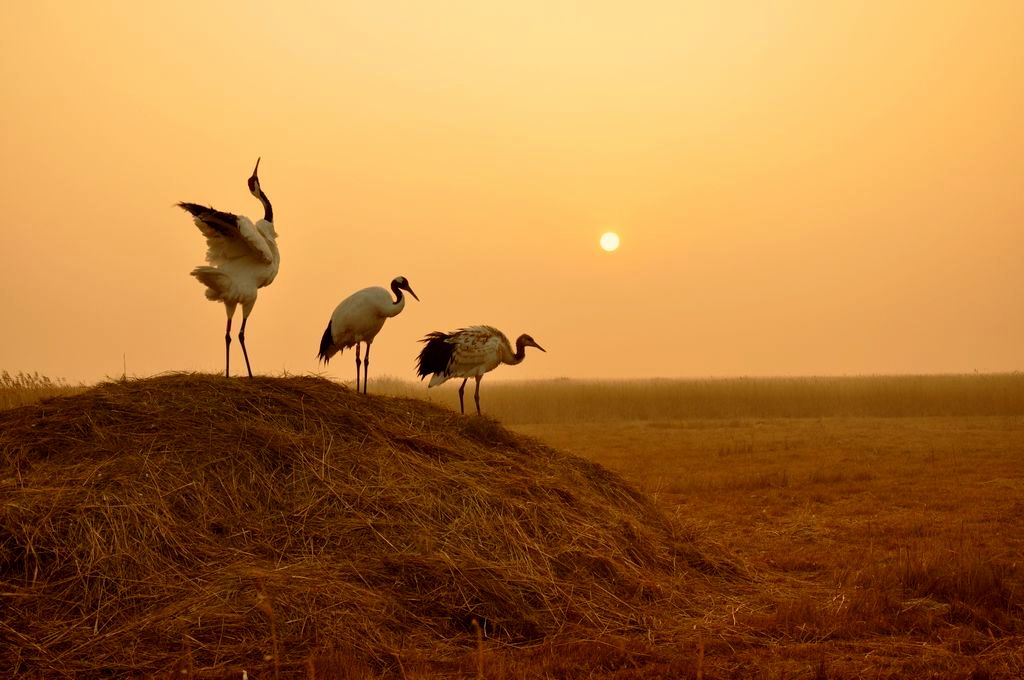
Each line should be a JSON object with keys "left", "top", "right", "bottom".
{"left": 536, "top": 344, "right": 546, "bottom": 352}
{"left": 406, "top": 286, "right": 420, "bottom": 302}
{"left": 251, "top": 156, "right": 261, "bottom": 178}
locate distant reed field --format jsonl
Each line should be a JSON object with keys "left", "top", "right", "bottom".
{"left": 0, "top": 371, "right": 83, "bottom": 410}
{"left": 7, "top": 372, "right": 1024, "bottom": 422}
{"left": 378, "top": 373, "right": 1024, "bottom": 423}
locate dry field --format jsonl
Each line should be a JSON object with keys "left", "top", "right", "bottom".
{"left": 512, "top": 416, "right": 1024, "bottom": 677}
{"left": 2, "top": 372, "right": 1022, "bottom": 678}
{"left": 405, "top": 375, "right": 1024, "bottom": 676}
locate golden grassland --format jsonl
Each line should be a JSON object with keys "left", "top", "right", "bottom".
{"left": 7, "top": 372, "right": 1023, "bottom": 421}
{"left": 0, "top": 371, "right": 83, "bottom": 410}
{"left": 497, "top": 375, "right": 1024, "bottom": 677}
{"left": 376, "top": 372, "right": 1024, "bottom": 422}
{"left": 512, "top": 416, "right": 1024, "bottom": 676}
{"left": 1, "top": 372, "right": 1023, "bottom": 678}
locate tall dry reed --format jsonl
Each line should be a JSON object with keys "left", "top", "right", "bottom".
{"left": 377, "top": 373, "right": 1024, "bottom": 423}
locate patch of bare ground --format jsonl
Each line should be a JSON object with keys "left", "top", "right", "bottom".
{"left": 0, "top": 374, "right": 740, "bottom": 678}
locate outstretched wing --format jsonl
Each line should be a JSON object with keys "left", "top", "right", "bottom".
{"left": 177, "top": 202, "right": 274, "bottom": 265}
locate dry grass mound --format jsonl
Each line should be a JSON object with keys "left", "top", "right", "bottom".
{"left": 0, "top": 374, "right": 735, "bottom": 678}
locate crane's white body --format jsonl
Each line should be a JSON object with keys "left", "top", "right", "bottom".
{"left": 321, "top": 286, "right": 405, "bottom": 361}
{"left": 190, "top": 214, "right": 279, "bottom": 313}
{"left": 318, "top": 276, "right": 418, "bottom": 393}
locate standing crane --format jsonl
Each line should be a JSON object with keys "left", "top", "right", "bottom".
{"left": 177, "top": 158, "right": 279, "bottom": 378}
{"left": 415, "top": 325, "right": 545, "bottom": 415}
{"left": 318, "top": 276, "right": 419, "bottom": 393}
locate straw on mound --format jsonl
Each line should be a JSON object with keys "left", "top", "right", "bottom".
{"left": 0, "top": 374, "right": 737, "bottom": 678}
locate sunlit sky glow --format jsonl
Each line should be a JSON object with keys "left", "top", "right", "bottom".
{"left": 1, "top": 1, "right": 1021, "bottom": 383}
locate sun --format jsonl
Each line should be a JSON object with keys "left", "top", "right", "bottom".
{"left": 599, "top": 231, "right": 620, "bottom": 252}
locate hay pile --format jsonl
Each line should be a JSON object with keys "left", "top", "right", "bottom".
{"left": 0, "top": 374, "right": 734, "bottom": 677}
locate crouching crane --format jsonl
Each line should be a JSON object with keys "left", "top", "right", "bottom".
{"left": 416, "top": 325, "right": 545, "bottom": 415}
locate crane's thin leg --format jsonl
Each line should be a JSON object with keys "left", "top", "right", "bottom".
{"left": 224, "top": 317, "right": 232, "bottom": 378}
{"left": 223, "top": 302, "right": 238, "bottom": 378}
{"left": 458, "top": 379, "right": 468, "bottom": 414}
{"left": 355, "top": 343, "right": 362, "bottom": 393}
{"left": 238, "top": 314, "right": 253, "bottom": 378}
{"left": 363, "top": 342, "right": 371, "bottom": 394}
{"left": 474, "top": 375, "right": 483, "bottom": 415}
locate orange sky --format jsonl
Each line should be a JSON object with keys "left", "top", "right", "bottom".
{"left": 2, "top": 1, "right": 1022, "bottom": 384}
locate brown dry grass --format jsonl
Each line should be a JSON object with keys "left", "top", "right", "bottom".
{"left": 3, "top": 373, "right": 1023, "bottom": 678}
{"left": 0, "top": 374, "right": 738, "bottom": 679}
{"left": 513, "top": 416, "right": 1024, "bottom": 678}
{"left": 0, "top": 371, "right": 83, "bottom": 410}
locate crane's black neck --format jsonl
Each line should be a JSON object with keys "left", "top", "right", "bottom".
{"left": 257, "top": 189, "right": 273, "bottom": 223}
{"left": 390, "top": 280, "right": 405, "bottom": 305}
{"left": 511, "top": 338, "right": 528, "bottom": 363}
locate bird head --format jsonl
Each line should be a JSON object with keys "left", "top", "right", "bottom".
{"left": 393, "top": 276, "right": 420, "bottom": 301}
{"left": 247, "top": 157, "right": 262, "bottom": 197}
{"left": 518, "top": 334, "right": 546, "bottom": 352}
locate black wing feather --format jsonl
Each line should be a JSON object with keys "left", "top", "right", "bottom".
{"left": 317, "top": 320, "right": 334, "bottom": 364}
{"left": 177, "top": 202, "right": 240, "bottom": 237}
{"left": 416, "top": 332, "right": 454, "bottom": 379}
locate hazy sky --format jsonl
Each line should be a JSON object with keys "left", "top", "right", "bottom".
{"left": 2, "top": 1, "right": 1021, "bottom": 384}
